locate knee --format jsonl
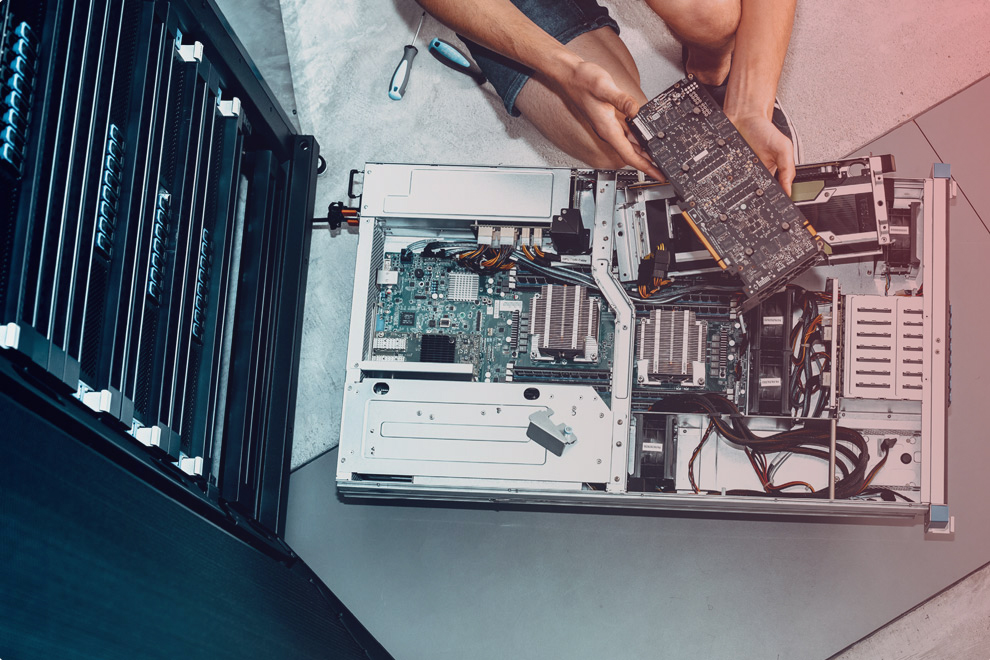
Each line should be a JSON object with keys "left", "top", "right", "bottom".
{"left": 668, "top": 0, "right": 741, "bottom": 48}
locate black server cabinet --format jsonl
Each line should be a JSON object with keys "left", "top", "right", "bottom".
{"left": 1, "top": 2, "right": 389, "bottom": 656}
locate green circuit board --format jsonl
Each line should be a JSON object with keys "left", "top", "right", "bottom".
{"left": 371, "top": 252, "right": 615, "bottom": 384}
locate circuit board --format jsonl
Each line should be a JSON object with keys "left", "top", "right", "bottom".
{"left": 372, "top": 252, "right": 616, "bottom": 385}
{"left": 372, "top": 251, "right": 749, "bottom": 409}
{"left": 628, "top": 76, "right": 822, "bottom": 312}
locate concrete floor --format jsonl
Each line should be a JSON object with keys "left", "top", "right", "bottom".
{"left": 833, "top": 561, "right": 990, "bottom": 660}
{"left": 212, "top": 0, "right": 299, "bottom": 132}
{"left": 217, "top": 1, "right": 990, "bottom": 658}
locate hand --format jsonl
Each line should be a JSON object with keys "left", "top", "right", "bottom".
{"left": 727, "top": 111, "right": 795, "bottom": 195}
{"left": 555, "top": 60, "right": 665, "bottom": 181}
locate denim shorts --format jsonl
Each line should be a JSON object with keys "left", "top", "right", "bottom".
{"left": 459, "top": 0, "right": 620, "bottom": 117}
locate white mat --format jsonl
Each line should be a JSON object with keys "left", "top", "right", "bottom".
{"left": 281, "top": 0, "right": 990, "bottom": 468}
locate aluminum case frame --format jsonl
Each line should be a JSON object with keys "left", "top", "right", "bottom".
{"left": 337, "top": 163, "right": 951, "bottom": 532}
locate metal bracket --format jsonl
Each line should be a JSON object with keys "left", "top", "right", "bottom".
{"left": 589, "top": 172, "right": 634, "bottom": 492}
{"left": 526, "top": 409, "right": 577, "bottom": 457}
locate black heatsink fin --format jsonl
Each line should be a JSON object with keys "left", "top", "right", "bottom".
{"left": 420, "top": 335, "right": 456, "bottom": 363}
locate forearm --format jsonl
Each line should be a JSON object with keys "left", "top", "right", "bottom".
{"left": 416, "top": 0, "right": 580, "bottom": 83}
{"left": 723, "top": 0, "right": 796, "bottom": 121}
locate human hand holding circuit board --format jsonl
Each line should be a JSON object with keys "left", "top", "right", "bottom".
{"left": 627, "top": 75, "right": 823, "bottom": 312}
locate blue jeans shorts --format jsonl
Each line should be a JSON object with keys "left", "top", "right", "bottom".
{"left": 459, "top": 0, "right": 620, "bottom": 117}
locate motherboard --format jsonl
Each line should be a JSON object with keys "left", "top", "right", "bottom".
{"left": 371, "top": 248, "right": 749, "bottom": 410}
{"left": 372, "top": 251, "right": 615, "bottom": 386}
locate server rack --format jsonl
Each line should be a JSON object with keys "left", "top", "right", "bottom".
{"left": 1, "top": 0, "right": 311, "bottom": 551}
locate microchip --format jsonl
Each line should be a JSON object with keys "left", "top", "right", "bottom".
{"left": 428, "top": 319, "right": 436, "bottom": 328}
{"left": 420, "top": 334, "right": 456, "bottom": 363}
{"left": 400, "top": 311, "right": 416, "bottom": 326}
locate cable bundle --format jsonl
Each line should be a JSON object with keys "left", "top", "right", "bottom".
{"left": 651, "top": 392, "right": 871, "bottom": 499}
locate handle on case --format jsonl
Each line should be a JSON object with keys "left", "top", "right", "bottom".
{"left": 348, "top": 169, "right": 363, "bottom": 200}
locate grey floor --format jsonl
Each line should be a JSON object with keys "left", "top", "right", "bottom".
{"left": 216, "top": 1, "right": 990, "bottom": 657}
{"left": 283, "top": 79, "right": 990, "bottom": 660}
{"left": 212, "top": 0, "right": 299, "bottom": 132}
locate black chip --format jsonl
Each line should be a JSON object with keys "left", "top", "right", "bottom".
{"left": 420, "top": 334, "right": 456, "bottom": 363}
{"left": 428, "top": 320, "right": 436, "bottom": 328}
{"left": 400, "top": 311, "right": 416, "bottom": 326}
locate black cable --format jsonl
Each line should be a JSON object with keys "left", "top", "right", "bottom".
{"left": 650, "top": 392, "right": 870, "bottom": 499}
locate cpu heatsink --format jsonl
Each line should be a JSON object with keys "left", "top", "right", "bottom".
{"left": 529, "top": 285, "right": 600, "bottom": 361}
{"left": 637, "top": 309, "right": 707, "bottom": 385}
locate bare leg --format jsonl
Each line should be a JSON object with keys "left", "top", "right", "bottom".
{"left": 645, "top": 0, "right": 741, "bottom": 86}
{"left": 514, "top": 27, "right": 647, "bottom": 170}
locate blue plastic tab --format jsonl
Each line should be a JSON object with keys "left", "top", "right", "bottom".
{"left": 932, "top": 163, "right": 951, "bottom": 179}
{"left": 375, "top": 316, "right": 385, "bottom": 332}
{"left": 929, "top": 504, "right": 950, "bottom": 526}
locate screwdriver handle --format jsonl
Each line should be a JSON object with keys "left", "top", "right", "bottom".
{"left": 389, "top": 45, "right": 419, "bottom": 101}
{"left": 428, "top": 38, "right": 486, "bottom": 85}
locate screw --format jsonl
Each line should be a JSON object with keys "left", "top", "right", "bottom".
{"left": 429, "top": 414, "right": 435, "bottom": 420}
{"left": 340, "top": 458, "right": 346, "bottom": 463}
{"left": 616, "top": 441, "right": 622, "bottom": 447}
{"left": 417, "top": 410, "right": 422, "bottom": 416}
{"left": 614, "top": 476, "right": 620, "bottom": 482}
{"left": 617, "top": 419, "right": 623, "bottom": 426}
{"left": 597, "top": 459, "right": 602, "bottom": 464}
{"left": 600, "top": 413, "right": 605, "bottom": 418}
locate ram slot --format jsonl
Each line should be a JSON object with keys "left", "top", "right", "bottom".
{"left": 159, "top": 62, "right": 220, "bottom": 465}
{"left": 181, "top": 102, "right": 244, "bottom": 470}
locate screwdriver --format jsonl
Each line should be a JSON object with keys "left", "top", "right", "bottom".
{"left": 428, "top": 38, "right": 487, "bottom": 85}
{"left": 388, "top": 11, "right": 426, "bottom": 101}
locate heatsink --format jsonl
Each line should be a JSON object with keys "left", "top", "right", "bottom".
{"left": 637, "top": 309, "right": 707, "bottom": 385}
{"left": 447, "top": 273, "right": 479, "bottom": 302}
{"left": 529, "top": 285, "right": 600, "bottom": 361}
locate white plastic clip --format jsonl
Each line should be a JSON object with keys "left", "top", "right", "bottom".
{"left": 134, "top": 425, "right": 164, "bottom": 449}
{"left": 178, "top": 41, "right": 204, "bottom": 63}
{"left": 82, "top": 389, "right": 113, "bottom": 414}
{"left": 179, "top": 456, "right": 204, "bottom": 477}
